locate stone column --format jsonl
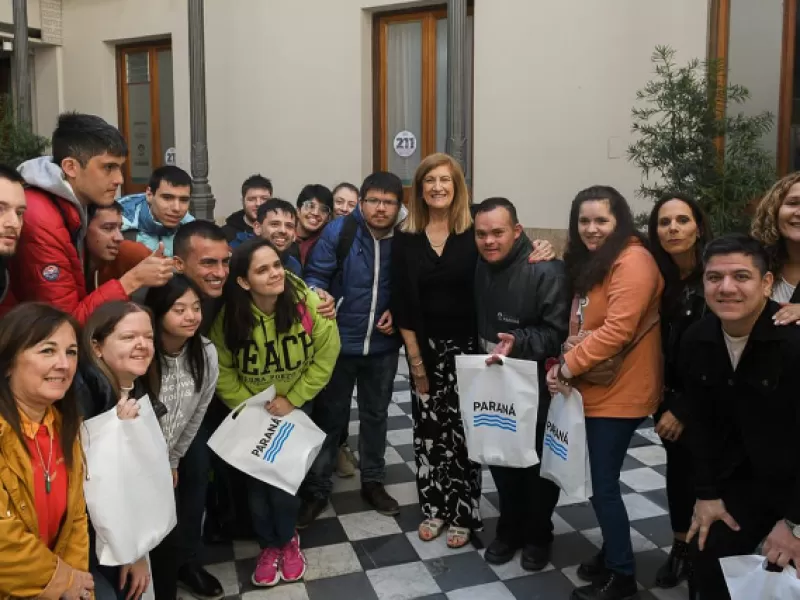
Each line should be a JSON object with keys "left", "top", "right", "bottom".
{"left": 445, "top": 0, "right": 467, "bottom": 168}
{"left": 12, "top": 0, "right": 32, "bottom": 130}
{"left": 187, "top": 0, "right": 215, "bottom": 220}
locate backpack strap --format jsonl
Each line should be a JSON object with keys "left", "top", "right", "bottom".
{"left": 297, "top": 301, "right": 313, "bottom": 337}
{"left": 333, "top": 214, "right": 359, "bottom": 283}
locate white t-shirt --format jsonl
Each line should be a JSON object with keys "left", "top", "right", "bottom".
{"left": 722, "top": 330, "right": 749, "bottom": 370}
{"left": 772, "top": 277, "right": 797, "bottom": 304}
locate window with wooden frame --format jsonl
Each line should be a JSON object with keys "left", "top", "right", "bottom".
{"left": 117, "top": 41, "right": 175, "bottom": 194}
{"left": 373, "top": 7, "right": 474, "bottom": 196}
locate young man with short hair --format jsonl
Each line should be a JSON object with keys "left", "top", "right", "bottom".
{"left": 295, "top": 183, "right": 334, "bottom": 264}
{"left": 119, "top": 164, "right": 195, "bottom": 255}
{"left": 224, "top": 174, "right": 273, "bottom": 247}
{"left": 253, "top": 198, "right": 302, "bottom": 276}
{"left": 8, "top": 112, "right": 173, "bottom": 323}
{"left": 682, "top": 234, "right": 800, "bottom": 600}
{"left": 299, "top": 171, "right": 406, "bottom": 526}
{"left": 85, "top": 202, "right": 152, "bottom": 292}
{"left": 472, "top": 197, "right": 570, "bottom": 572}
{"left": 0, "top": 164, "right": 27, "bottom": 309}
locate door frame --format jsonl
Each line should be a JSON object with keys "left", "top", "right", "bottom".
{"left": 116, "top": 39, "right": 172, "bottom": 194}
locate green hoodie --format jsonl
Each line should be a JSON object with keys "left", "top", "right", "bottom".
{"left": 209, "top": 279, "right": 341, "bottom": 409}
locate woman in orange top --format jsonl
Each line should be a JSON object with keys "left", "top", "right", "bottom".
{"left": 546, "top": 186, "right": 663, "bottom": 600}
{"left": 0, "top": 303, "right": 93, "bottom": 600}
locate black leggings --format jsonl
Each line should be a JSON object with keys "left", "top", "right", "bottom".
{"left": 661, "top": 435, "right": 694, "bottom": 534}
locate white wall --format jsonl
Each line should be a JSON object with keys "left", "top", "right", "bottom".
{"left": 0, "top": 0, "right": 41, "bottom": 28}
{"left": 56, "top": 0, "right": 709, "bottom": 226}
{"left": 726, "top": 0, "right": 782, "bottom": 157}
{"left": 472, "top": 0, "right": 710, "bottom": 228}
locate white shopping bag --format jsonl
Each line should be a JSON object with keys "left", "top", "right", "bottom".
{"left": 540, "top": 389, "right": 593, "bottom": 500}
{"left": 721, "top": 555, "right": 800, "bottom": 599}
{"left": 82, "top": 396, "right": 177, "bottom": 566}
{"left": 207, "top": 386, "right": 326, "bottom": 495}
{"left": 455, "top": 355, "right": 540, "bottom": 467}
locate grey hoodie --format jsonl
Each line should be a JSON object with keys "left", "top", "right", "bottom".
{"left": 18, "top": 156, "right": 88, "bottom": 252}
{"left": 158, "top": 338, "right": 219, "bottom": 468}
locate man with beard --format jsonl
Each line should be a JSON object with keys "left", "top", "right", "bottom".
{"left": 253, "top": 198, "right": 302, "bottom": 276}
{"left": 0, "top": 165, "right": 27, "bottom": 309}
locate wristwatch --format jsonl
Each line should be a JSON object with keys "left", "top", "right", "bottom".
{"left": 784, "top": 519, "right": 800, "bottom": 538}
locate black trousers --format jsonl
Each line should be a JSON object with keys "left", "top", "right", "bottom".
{"left": 489, "top": 463, "right": 561, "bottom": 547}
{"left": 150, "top": 525, "right": 180, "bottom": 600}
{"left": 662, "top": 435, "right": 695, "bottom": 534}
{"left": 691, "top": 481, "right": 782, "bottom": 600}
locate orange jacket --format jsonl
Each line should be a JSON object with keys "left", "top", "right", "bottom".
{"left": 94, "top": 240, "right": 151, "bottom": 288}
{"left": 0, "top": 412, "right": 89, "bottom": 600}
{"left": 563, "top": 239, "right": 664, "bottom": 419}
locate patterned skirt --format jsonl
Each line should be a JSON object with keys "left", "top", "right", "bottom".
{"left": 409, "top": 336, "right": 482, "bottom": 529}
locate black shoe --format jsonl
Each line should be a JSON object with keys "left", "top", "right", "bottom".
{"left": 521, "top": 543, "right": 551, "bottom": 571}
{"left": 571, "top": 571, "right": 638, "bottom": 600}
{"left": 577, "top": 549, "right": 610, "bottom": 583}
{"left": 654, "top": 539, "right": 690, "bottom": 588}
{"left": 361, "top": 482, "right": 400, "bottom": 516}
{"left": 177, "top": 564, "right": 224, "bottom": 600}
{"left": 297, "top": 497, "right": 328, "bottom": 529}
{"left": 484, "top": 538, "right": 520, "bottom": 565}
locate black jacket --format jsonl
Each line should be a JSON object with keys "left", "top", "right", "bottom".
{"left": 658, "top": 273, "right": 707, "bottom": 423}
{"left": 74, "top": 361, "right": 161, "bottom": 420}
{"left": 679, "top": 300, "right": 800, "bottom": 522}
{"left": 474, "top": 234, "right": 569, "bottom": 363}
{"left": 221, "top": 210, "right": 252, "bottom": 244}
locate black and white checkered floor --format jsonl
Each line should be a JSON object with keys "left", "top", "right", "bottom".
{"left": 182, "top": 358, "right": 688, "bottom": 600}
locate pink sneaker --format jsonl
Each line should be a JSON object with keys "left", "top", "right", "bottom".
{"left": 279, "top": 533, "right": 307, "bottom": 582}
{"left": 252, "top": 547, "right": 281, "bottom": 587}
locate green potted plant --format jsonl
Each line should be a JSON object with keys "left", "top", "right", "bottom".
{"left": 628, "top": 45, "right": 775, "bottom": 233}
{"left": 0, "top": 94, "right": 49, "bottom": 168}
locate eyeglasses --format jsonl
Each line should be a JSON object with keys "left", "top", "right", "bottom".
{"left": 301, "top": 200, "right": 331, "bottom": 215}
{"left": 363, "top": 197, "right": 400, "bottom": 208}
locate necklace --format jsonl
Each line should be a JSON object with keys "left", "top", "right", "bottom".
{"left": 426, "top": 232, "right": 449, "bottom": 249}
{"left": 33, "top": 428, "right": 54, "bottom": 494}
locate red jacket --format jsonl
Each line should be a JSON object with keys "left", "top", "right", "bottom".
{"left": 1, "top": 160, "right": 129, "bottom": 323}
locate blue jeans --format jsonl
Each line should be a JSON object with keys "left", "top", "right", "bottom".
{"left": 305, "top": 351, "right": 399, "bottom": 499}
{"left": 585, "top": 416, "right": 644, "bottom": 576}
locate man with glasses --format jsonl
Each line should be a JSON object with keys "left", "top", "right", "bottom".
{"left": 295, "top": 184, "right": 334, "bottom": 264}
{"left": 297, "top": 171, "right": 406, "bottom": 527}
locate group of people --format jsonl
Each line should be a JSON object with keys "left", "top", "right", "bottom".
{"left": 0, "top": 109, "right": 798, "bottom": 600}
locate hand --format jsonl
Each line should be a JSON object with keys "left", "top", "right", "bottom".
{"left": 266, "top": 395, "right": 295, "bottom": 417}
{"left": 316, "top": 289, "right": 336, "bottom": 320}
{"left": 562, "top": 331, "right": 590, "bottom": 353}
{"left": 120, "top": 557, "right": 150, "bottom": 600}
{"left": 687, "top": 499, "right": 740, "bottom": 551}
{"left": 763, "top": 520, "right": 800, "bottom": 570}
{"left": 63, "top": 569, "right": 94, "bottom": 600}
{"left": 409, "top": 357, "right": 429, "bottom": 396}
{"left": 486, "top": 332, "right": 515, "bottom": 365}
{"left": 116, "top": 397, "right": 139, "bottom": 420}
{"left": 655, "top": 410, "right": 685, "bottom": 442}
{"left": 121, "top": 243, "right": 174, "bottom": 293}
{"left": 528, "top": 239, "right": 556, "bottom": 263}
{"left": 773, "top": 303, "right": 800, "bottom": 326}
{"left": 171, "top": 469, "right": 178, "bottom": 488}
{"left": 546, "top": 363, "right": 571, "bottom": 396}
{"left": 376, "top": 310, "right": 394, "bottom": 335}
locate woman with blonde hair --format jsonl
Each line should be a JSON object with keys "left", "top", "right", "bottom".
{"left": 752, "top": 172, "right": 800, "bottom": 323}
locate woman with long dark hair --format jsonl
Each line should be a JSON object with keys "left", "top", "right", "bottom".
{"left": 143, "top": 275, "right": 219, "bottom": 599}
{"left": 78, "top": 301, "right": 157, "bottom": 600}
{"left": 647, "top": 194, "right": 712, "bottom": 588}
{"left": 209, "top": 238, "right": 340, "bottom": 588}
{"left": 0, "top": 303, "right": 93, "bottom": 600}
{"left": 546, "top": 186, "right": 664, "bottom": 600}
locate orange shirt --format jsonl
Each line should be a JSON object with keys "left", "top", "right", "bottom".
{"left": 94, "top": 240, "right": 152, "bottom": 288}
{"left": 20, "top": 407, "right": 68, "bottom": 549}
{"left": 563, "top": 239, "right": 664, "bottom": 419}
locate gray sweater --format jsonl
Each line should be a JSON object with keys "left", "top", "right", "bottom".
{"left": 158, "top": 338, "right": 219, "bottom": 468}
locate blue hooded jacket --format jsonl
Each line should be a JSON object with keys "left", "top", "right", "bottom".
{"left": 304, "top": 205, "right": 404, "bottom": 356}
{"left": 119, "top": 193, "right": 195, "bottom": 256}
